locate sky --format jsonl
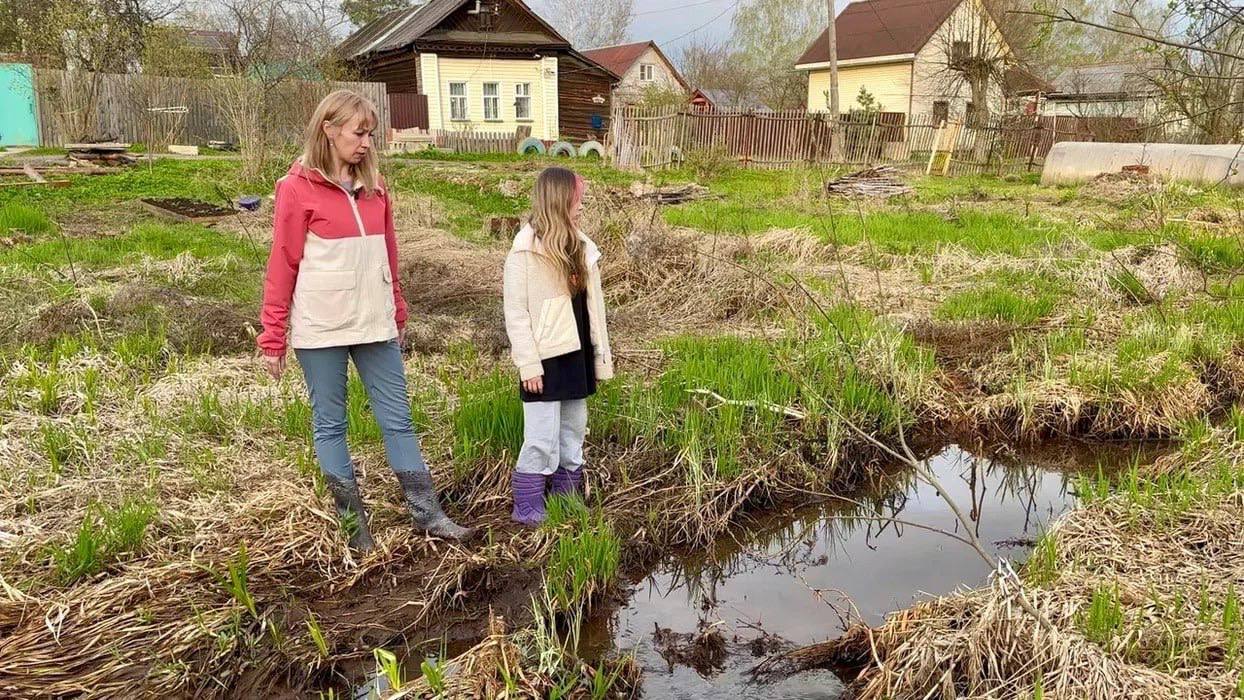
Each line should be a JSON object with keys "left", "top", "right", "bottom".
{"left": 525, "top": 0, "right": 743, "bottom": 53}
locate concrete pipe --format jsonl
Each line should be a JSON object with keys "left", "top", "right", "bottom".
{"left": 1040, "top": 142, "right": 1244, "bottom": 186}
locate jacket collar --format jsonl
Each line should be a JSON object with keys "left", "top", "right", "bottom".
{"left": 512, "top": 223, "right": 602, "bottom": 268}
{"left": 288, "top": 159, "right": 382, "bottom": 196}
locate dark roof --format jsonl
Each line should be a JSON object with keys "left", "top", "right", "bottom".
{"left": 339, "top": 0, "right": 572, "bottom": 58}
{"left": 1049, "top": 62, "right": 1157, "bottom": 97}
{"left": 1004, "top": 66, "right": 1053, "bottom": 95}
{"left": 797, "top": 0, "right": 961, "bottom": 65}
{"left": 582, "top": 41, "right": 688, "bottom": 90}
{"left": 183, "top": 29, "right": 237, "bottom": 55}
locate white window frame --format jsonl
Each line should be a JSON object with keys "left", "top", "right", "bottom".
{"left": 483, "top": 82, "right": 500, "bottom": 120}
{"left": 449, "top": 81, "right": 468, "bottom": 121}
{"left": 515, "top": 82, "right": 531, "bottom": 120}
{"left": 639, "top": 63, "right": 655, "bottom": 81}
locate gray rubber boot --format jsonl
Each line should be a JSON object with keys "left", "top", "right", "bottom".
{"left": 396, "top": 470, "right": 473, "bottom": 541}
{"left": 326, "top": 476, "right": 376, "bottom": 553}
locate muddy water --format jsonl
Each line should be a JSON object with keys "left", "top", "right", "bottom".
{"left": 578, "top": 443, "right": 1159, "bottom": 699}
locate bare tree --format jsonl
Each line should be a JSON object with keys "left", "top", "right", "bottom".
{"left": 826, "top": 0, "right": 838, "bottom": 117}
{"left": 341, "top": 0, "right": 412, "bottom": 28}
{"left": 196, "top": 0, "right": 349, "bottom": 177}
{"left": 924, "top": 0, "right": 1014, "bottom": 126}
{"left": 678, "top": 38, "right": 758, "bottom": 111}
{"left": 1025, "top": 0, "right": 1244, "bottom": 142}
{"left": 543, "top": 0, "right": 633, "bottom": 50}
{"left": 731, "top": 0, "right": 827, "bottom": 110}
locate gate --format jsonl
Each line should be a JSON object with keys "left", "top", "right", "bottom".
{"left": 0, "top": 63, "right": 40, "bottom": 146}
{"left": 389, "top": 93, "right": 429, "bottom": 130}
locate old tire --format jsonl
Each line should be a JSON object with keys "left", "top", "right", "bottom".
{"left": 549, "top": 141, "right": 577, "bottom": 157}
{"left": 578, "top": 140, "right": 605, "bottom": 159}
{"left": 517, "top": 137, "right": 546, "bottom": 155}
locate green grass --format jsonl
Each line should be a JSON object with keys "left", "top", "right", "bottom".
{"left": 0, "top": 203, "right": 54, "bottom": 237}
{"left": 450, "top": 369, "right": 524, "bottom": 467}
{"left": 543, "top": 498, "right": 621, "bottom": 611}
{"left": 391, "top": 172, "right": 525, "bottom": 239}
{"left": 666, "top": 205, "right": 1126, "bottom": 255}
{"left": 0, "top": 221, "right": 260, "bottom": 271}
{"left": 1023, "top": 533, "right": 1059, "bottom": 587}
{"left": 937, "top": 271, "right": 1070, "bottom": 325}
{"left": 0, "top": 159, "right": 265, "bottom": 214}
{"left": 52, "top": 498, "right": 157, "bottom": 585}
{"left": 1080, "top": 584, "right": 1125, "bottom": 645}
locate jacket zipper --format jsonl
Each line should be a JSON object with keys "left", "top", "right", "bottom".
{"left": 336, "top": 183, "right": 367, "bottom": 237}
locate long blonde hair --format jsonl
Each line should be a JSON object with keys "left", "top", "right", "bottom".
{"left": 301, "top": 90, "right": 381, "bottom": 195}
{"left": 530, "top": 167, "right": 587, "bottom": 292}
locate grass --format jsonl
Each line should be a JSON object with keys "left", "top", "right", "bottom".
{"left": 1080, "top": 584, "right": 1125, "bottom": 645}
{"left": 666, "top": 204, "right": 1130, "bottom": 255}
{"left": 0, "top": 158, "right": 267, "bottom": 215}
{"left": 450, "top": 369, "right": 524, "bottom": 467}
{"left": 388, "top": 168, "right": 526, "bottom": 239}
{"left": 937, "top": 271, "right": 1069, "bottom": 325}
{"left": 0, "top": 202, "right": 55, "bottom": 237}
{"left": 543, "top": 496, "right": 621, "bottom": 611}
{"left": 0, "top": 221, "right": 261, "bottom": 271}
{"left": 52, "top": 498, "right": 157, "bottom": 585}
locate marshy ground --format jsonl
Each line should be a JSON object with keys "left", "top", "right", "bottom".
{"left": 0, "top": 148, "right": 1240, "bottom": 698}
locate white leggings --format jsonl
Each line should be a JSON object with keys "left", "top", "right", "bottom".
{"left": 514, "top": 399, "right": 588, "bottom": 475}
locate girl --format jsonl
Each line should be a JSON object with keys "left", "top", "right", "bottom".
{"left": 258, "top": 90, "right": 470, "bottom": 552}
{"left": 503, "top": 167, "right": 614, "bottom": 525}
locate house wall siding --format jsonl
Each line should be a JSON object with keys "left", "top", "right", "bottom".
{"left": 910, "top": 0, "right": 1007, "bottom": 116}
{"left": 613, "top": 47, "right": 684, "bottom": 105}
{"left": 806, "top": 61, "right": 913, "bottom": 114}
{"left": 421, "top": 54, "right": 554, "bottom": 138}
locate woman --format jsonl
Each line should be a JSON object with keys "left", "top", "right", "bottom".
{"left": 503, "top": 167, "right": 614, "bottom": 525}
{"left": 258, "top": 90, "right": 470, "bottom": 551}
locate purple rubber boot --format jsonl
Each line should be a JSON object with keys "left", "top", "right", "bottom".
{"left": 548, "top": 467, "right": 583, "bottom": 497}
{"left": 511, "top": 472, "right": 548, "bottom": 526}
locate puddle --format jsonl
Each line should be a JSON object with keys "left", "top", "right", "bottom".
{"left": 578, "top": 442, "right": 1160, "bottom": 699}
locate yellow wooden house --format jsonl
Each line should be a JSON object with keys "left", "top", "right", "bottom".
{"left": 795, "top": 0, "right": 1011, "bottom": 120}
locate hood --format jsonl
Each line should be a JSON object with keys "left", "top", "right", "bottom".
{"left": 285, "top": 158, "right": 380, "bottom": 195}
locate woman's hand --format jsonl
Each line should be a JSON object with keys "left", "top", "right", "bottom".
{"left": 264, "top": 353, "right": 286, "bottom": 380}
{"left": 522, "top": 375, "right": 544, "bottom": 394}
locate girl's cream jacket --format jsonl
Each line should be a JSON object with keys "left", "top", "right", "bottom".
{"left": 503, "top": 224, "right": 614, "bottom": 382}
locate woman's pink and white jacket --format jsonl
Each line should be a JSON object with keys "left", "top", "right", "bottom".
{"left": 257, "top": 160, "right": 408, "bottom": 357}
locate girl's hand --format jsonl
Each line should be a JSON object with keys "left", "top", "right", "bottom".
{"left": 264, "top": 354, "right": 286, "bottom": 379}
{"left": 522, "top": 375, "right": 544, "bottom": 394}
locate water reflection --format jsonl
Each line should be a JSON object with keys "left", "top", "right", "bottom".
{"left": 583, "top": 443, "right": 1155, "bottom": 699}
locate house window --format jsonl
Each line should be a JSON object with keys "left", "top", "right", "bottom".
{"left": 449, "top": 82, "right": 468, "bottom": 120}
{"left": 932, "top": 100, "right": 949, "bottom": 124}
{"left": 515, "top": 82, "right": 531, "bottom": 120}
{"left": 639, "top": 63, "right": 655, "bottom": 81}
{"left": 483, "top": 82, "right": 499, "bottom": 120}
{"left": 951, "top": 40, "right": 971, "bottom": 65}
{"left": 965, "top": 101, "right": 977, "bottom": 123}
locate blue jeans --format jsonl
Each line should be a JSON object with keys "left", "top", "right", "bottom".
{"left": 295, "top": 339, "right": 428, "bottom": 482}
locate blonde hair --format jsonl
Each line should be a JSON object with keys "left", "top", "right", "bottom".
{"left": 530, "top": 167, "right": 587, "bottom": 292}
{"left": 300, "top": 89, "right": 381, "bottom": 195}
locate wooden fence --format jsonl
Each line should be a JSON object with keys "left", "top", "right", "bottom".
{"left": 434, "top": 129, "right": 518, "bottom": 154}
{"left": 32, "top": 68, "right": 388, "bottom": 149}
{"left": 609, "top": 107, "right": 1184, "bottom": 174}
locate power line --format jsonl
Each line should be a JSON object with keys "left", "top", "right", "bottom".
{"left": 658, "top": 0, "right": 743, "bottom": 47}
{"left": 633, "top": 0, "right": 735, "bottom": 18}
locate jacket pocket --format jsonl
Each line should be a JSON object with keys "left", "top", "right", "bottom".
{"left": 380, "top": 265, "right": 395, "bottom": 315}
{"left": 298, "top": 269, "right": 356, "bottom": 330}
{"left": 535, "top": 295, "right": 577, "bottom": 351}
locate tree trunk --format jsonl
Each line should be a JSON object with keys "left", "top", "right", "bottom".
{"left": 970, "top": 75, "right": 990, "bottom": 164}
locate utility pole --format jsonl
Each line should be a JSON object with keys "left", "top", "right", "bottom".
{"left": 827, "top": 0, "right": 839, "bottom": 116}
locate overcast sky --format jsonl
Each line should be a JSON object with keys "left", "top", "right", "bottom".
{"left": 524, "top": 0, "right": 743, "bottom": 53}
